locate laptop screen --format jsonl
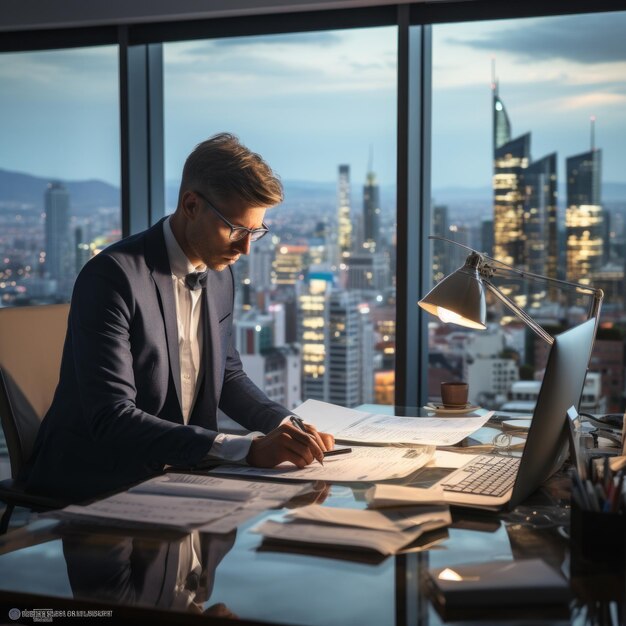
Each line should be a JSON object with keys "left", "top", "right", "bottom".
{"left": 509, "top": 318, "right": 596, "bottom": 508}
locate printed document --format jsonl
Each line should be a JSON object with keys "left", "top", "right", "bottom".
{"left": 253, "top": 516, "right": 447, "bottom": 555}
{"left": 286, "top": 503, "right": 451, "bottom": 532}
{"left": 294, "top": 399, "right": 491, "bottom": 446}
{"left": 54, "top": 492, "right": 242, "bottom": 530}
{"left": 211, "top": 445, "right": 435, "bottom": 482}
{"left": 130, "top": 473, "right": 310, "bottom": 506}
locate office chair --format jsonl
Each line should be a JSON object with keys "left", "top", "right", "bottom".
{"left": 0, "top": 303, "right": 70, "bottom": 533}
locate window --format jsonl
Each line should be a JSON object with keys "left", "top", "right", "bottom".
{"left": 430, "top": 11, "right": 626, "bottom": 413}
{"left": 0, "top": 46, "right": 121, "bottom": 306}
{"left": 164, "top": 27, "right": 397, "bottom": 408}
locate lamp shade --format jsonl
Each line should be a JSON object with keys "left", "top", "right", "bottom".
{"left": 418, "top": 265, "right": 487, "bottom": 329}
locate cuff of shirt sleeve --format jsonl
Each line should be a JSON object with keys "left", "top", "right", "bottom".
{"left": 204, "top": 432, "right": 264, "bottom": 464}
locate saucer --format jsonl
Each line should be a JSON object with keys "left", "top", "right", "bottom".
{"left": 502, "top": 418, "right": 532, "bottom": 432}
{"left": 424, "top": 402, "right": 481, "bottom": 416}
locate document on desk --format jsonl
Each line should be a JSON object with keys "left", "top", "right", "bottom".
{"left": 294, "top": 399, "right": 491, "bottom": 446}
{"left": 52, "top": 492, "right": 242, "bottom": 530}
{"left": 253, "top": 516, "right": 446, "bottom": 556}
{"left": 212, "top": 445, "right": 435, "bottom": 482}
{"left": 130, "top": 473, "right": 311, "bottom": 507}
{"left": 286, "top": 503, "right": 451, "bottom": 532}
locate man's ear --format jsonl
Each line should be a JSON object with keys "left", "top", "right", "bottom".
{"left": 181, "top": 190, "right": 199, "bottom": 219}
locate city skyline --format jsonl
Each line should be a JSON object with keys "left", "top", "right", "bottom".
{"left": 0, "top": 12, "right": 625, "bottom": 190}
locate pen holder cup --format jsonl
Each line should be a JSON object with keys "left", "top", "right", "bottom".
{"left": 570, "top": 502, "right": 625, "bottom": 577}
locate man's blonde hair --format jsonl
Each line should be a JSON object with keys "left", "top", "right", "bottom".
{"left": 180, "top": 133, "right": 283, "bottom": 207}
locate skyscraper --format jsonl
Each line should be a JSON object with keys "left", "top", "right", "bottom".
{"left": 363, "top": 169, "right": 380, "bottom": 253}
{"left": 566, "top": 148, "right": 603, "bottom": 284}
{"left": 272, "top": 244, "right": 309, "bottom": 285}
{"left": 298, "top": 270, "right": 373, "bottom": 407}
{"left": 492, "top": 75, "right": 512, "bottom": 151}
{"left": 522, "top": 152, "right": 558, "bottom": 300}
{"left": 337, "top": 164, "right": 352, "bottom": 258}
{"left": 493, "top": 132, "right": 530, "bottom": 269}
{"left": 431, "top": 204, "right": 449, "bottom": 284}
{"left": 44, "top": 182, "right": 71, "bottom": 288}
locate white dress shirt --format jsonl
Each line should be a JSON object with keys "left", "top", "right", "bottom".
{"left": 163, "top": 217, "right": 261, "bottom": 462}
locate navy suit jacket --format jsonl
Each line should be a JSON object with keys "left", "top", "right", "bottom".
{"left": 25, "top": 219, "right": 290, "bottom": 501}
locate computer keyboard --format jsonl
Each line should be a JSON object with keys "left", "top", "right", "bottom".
{"left": 441, "top": 455, "right": 520, "bottom": 497}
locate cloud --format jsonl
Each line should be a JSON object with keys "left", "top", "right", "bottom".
{"left": 164, "top": 28, "right": 396, "bottom": 98}
{"left": 0, "top": 46, "right": 117, "bottom": 97}
{"left": 449, "top": 13, "right": 626, "bottom": 64}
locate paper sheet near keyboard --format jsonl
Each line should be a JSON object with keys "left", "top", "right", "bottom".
{"left": 294, "top": 399, "right": 491, "bottom": 446}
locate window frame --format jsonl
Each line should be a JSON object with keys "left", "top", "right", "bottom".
{"left": 0, "top": 0, "right": 622, "bottom": 407}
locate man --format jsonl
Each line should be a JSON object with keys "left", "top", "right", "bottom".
{"left": 25, "top": 133, "right": 333, "bottom": 502}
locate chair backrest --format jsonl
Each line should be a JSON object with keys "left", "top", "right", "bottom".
{"left": 0, "top": 303, "right": 69, "bottom": 477}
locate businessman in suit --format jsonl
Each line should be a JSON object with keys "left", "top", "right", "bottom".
{"left": 24, "top": 133, "right": 333, "bottom": 502}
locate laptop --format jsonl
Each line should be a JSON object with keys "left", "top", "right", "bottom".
{"left": 435, "top": 318, "right": 596, "bottom": 510}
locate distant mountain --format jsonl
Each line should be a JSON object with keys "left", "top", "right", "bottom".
{"left": 2, "top": 167, "right": 625, "bottom": 215}
{"left": 0, "top": 168, "right": 119, "bottom": 212}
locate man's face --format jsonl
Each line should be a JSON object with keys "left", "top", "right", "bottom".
{"left": 183, "top": 191, "right": 267, "bottom": 271}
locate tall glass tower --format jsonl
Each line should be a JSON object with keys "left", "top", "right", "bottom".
{"left": 337, "top": 164, "right": 352, "bottom": 258}
{"left": 493, "top": 132, "right": 530, "bottom": 269}
{"left": 44, "top": 181, "right": 71, "bottom": 286}
{"left": 566, "top": 149, "right": 603, "bottom": 284}
{"left": 492, "top": 79, "right": 512, "bottom": 151}
{"left": 363, "top": 167, "right": 380, "bottom": 253}
{"left": 522, "top": 153, "right": 558, "bottom": 303}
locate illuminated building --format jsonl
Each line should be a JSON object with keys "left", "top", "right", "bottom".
{"left": 249, "top": 234, "right": 274, "bottom": 290}
{"left": 329, "top": 294, "right": 374, "bottom": 406}
{"left": 363, "top": 168, "right": 380, "bottom": 252}
{"left": 272, "top": 244, "right": 308, "bottom": 285}
{"left": 298, "top": 270, "right": 374, "bottom": 407}
{"left": 431, "top": 204, "right": 449, "bottom": 283}
{"left": 345, "top": 252, "right": 388, "bottom": 293}
{"left": 74, "top": 226, "right": 91, "bottom": 275}
{"left": 522, "top": 152, "right": 557, "bottom": 302}
{"left": 492, "top": 76, "right": 511, "bottom": 151}
{"left": 566, "top": 149, "right": 603, "bottom": 285}
{"left": 481, "top": 217, "right": 494, "bottom": 257}
{"left": 235, "top": 310, "right": 274, "bottom": 356}
{"left": 493, "top": 132, "right": 530, "bottom": 269}
{"left": 235, "top": 309, "right": 301, "bottom": 410}
{"left": 337, "top": 164, "right": 352, "bottom": 258}
{"left": 299, "top": 270, "right": 333, "bottom": 401}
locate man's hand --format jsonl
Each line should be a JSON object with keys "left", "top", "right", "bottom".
{"left": 246, "top": 422, "right": 335, "bottom": 468}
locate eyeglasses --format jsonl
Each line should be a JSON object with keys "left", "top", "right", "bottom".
{"left": 193, "top": 190, "right": 269, "bottom": 242}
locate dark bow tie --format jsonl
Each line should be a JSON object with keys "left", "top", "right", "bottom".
{"left": 184, "top": 270, "right": 208, "bottom": 291}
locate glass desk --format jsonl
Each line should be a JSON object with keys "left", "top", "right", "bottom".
{"left": 0, "top": 417, "right": 622, "bottom": 625}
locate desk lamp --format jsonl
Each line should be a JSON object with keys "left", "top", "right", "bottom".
{"left": 418, "top": 236, "right": 604, "bottom": 345}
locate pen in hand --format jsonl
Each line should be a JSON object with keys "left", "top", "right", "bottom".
{"left": 289, "top": 415, "right": 324, "bottom": 466}
{"left": 323, "top": 447, "right": 352, "bottom": 457}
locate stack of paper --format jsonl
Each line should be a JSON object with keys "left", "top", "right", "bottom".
{"left": 212, "top": 445, "right": 435, "bottom": 482}
{"left": 47, "top": 475, "right": 312, "bottom": 533}
{"left": 252, "top": 503, "right": 451, "bottom": 555}
{"left": 293, "top": 399, "right": 491, "bottom": 446}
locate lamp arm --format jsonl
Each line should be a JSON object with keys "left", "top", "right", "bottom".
{"left": 484, "top": 280, "right": 555, "bottom": 345}
{"left": 484, "top": 263, "right": 603, "bottom": 299}
{"left": 428, "top": 235, "right": 602, "bottom": 298}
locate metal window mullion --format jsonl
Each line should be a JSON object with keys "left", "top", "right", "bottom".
{"left": 395, "top": 9, "right": 431, "bottom": 409}
{"left": 119, "top": 29, "right": 164, "bottom": 237}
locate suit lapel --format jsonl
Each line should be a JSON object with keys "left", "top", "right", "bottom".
{"left": 144, "top": 219, "right": 183, "bottom": 417}
{"left": 204, "top": 271, "right": 222, "bottom": 404}
{"left": 188, "top": 272, "right": 221, "bottom": 427}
